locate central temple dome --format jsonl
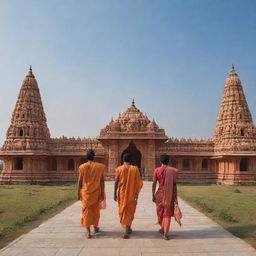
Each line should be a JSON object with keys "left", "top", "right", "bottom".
{"left": 116, "top": 99, "right": 151, "bottom": 131}
{"left": 99, "top": 100, "right": 166, "bottom": 139}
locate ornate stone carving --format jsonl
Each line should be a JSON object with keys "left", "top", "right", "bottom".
{"left": 214, "top": 65, "right": 256, "bottom": 152}
{"left": 1, "top": 67, "right": 50, "bottom": 152}
{"left": 159, "top": 137, "right": 214, "bottom": 153}
{"left": 99, "top": 99, "right": 166, "bottom": 139}
{"left": 1, "top": 66, "right": 256, "bottom": 184}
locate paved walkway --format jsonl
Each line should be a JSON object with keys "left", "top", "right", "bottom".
{"left": 0, "top": 182, "right": 255, "bottom": 256}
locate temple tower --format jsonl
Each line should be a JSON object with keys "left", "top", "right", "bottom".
{"left": 2, "top": 66, "right": 50, "bottom": 152}
{"left": 214, "top": 65, "right": 256, "bottom": 183}
{"left": 0, "top": 67, "right": 51, "bottom": 182}
{"left": 214, "top": 65, "right": 256, "bottom": 152}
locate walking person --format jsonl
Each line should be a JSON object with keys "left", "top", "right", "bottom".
{"left": 114, "top": 153, "right": 143, "bottom": 239}
{"left": 77, "top": 149, "right": 105, "bottom": 238}
{"left": 152, "top": 154, "right": 179, "bottom": 240}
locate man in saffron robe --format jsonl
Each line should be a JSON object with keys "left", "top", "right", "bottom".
{"left": 152, "top": 154, "right": 178, "bottom": 240}
{"left": 114, "top": 153, "right": 143, "bottom": 239}
{"left": 77, "top": 149, "right": 105, "bottom": 239}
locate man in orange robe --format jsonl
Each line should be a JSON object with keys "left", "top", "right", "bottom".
{"left": 114, "top": 153, "right": 143, "bottom": 238}
{"left": 77, "top": 149, "right": 105, "bottom": 238}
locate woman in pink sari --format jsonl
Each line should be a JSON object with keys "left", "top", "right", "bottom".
{"left": 152, "top": 154, "right": 178, "bottom": 240}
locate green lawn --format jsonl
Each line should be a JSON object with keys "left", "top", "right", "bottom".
{"left": 0, "top": 183, "right": 77, "bottom": 248}
{"left": 1, "top": 183, "right": 255, "bottom": 250}
{"left": 178, "top": 184, "right": 256, "bottom": 249}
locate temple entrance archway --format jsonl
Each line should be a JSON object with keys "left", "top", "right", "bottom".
{"left": 121, "top": 141, "right": 141, "bottom": 168}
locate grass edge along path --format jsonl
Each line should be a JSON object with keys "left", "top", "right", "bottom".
{"left": 0, "top": 184, "right": 77, "bottom": 249}
{"left": 177, "top": 184, "right": 256, "bottom": 250}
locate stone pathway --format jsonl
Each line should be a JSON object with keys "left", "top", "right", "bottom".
{"left": 0, "top": 182, "right": 255, "bottom": 256}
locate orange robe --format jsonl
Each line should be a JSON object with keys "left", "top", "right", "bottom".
{"left": 79, "top": 161, "right": 105, "bottom": 227}
{"left": 116, "top": 165, "right": 143, "bottom": 226}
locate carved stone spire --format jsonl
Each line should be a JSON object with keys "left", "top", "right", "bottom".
{"left": 214, "top": 65, "right": 256, "bottom": 151}
{"left": 2, "top": 67, "right": 50, "bottom": 151}
{"left": 27, "top": 65, "right": 34, "bottom": 78}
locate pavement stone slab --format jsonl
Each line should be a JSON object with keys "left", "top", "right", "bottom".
{"left": 0, "top": 181, "right": 255, "bottom": 256}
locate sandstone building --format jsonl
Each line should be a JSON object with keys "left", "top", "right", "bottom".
{"left": 0, "top": 65, "right": 256, "bottom": 184}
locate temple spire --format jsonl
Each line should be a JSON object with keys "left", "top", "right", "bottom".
{"left": 27, "top": 65, "right": 34, "bottom": 78}
{"left": 1, "top": 67, "right": 50, "bottom": 151}
{"left": 132, "top": 99, "right": 135, "bottom": 107}
{"left": 229, "top": 64, "right": 237, "bottom": 77}
{"left": 214, "top": 65, "right": 255, "bottom": 151}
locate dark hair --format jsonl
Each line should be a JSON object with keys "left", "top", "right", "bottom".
{"left": 160, "top": 154, "right": 169, "bottom": 165}
{"left": 123, "top": 153, "right": 131, "bottom": 163}
{"left": 86, "top": 149, "right": 95, "bottom": 161}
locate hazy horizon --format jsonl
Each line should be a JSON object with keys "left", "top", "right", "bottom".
{"left": 0, "top": 0, "right": 256, "bottom": 145}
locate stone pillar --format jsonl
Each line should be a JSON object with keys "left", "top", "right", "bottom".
{"left": 176, "top": 158, "right": 182, "bottom": 170}
{"left": 145, "top": 140, "right": 155, "bottom": 177}
{"left": 108, "top": 142, "right": 119, "bottom": 175}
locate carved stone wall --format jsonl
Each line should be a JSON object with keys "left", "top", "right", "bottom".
{"left": 1, "top": 66, "right": 256, "bottom": 184}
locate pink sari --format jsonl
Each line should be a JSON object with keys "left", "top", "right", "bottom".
{"left": 153, "top": 166, "right": 178, "bottom": 233}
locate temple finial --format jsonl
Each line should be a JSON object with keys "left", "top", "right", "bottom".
{"left": 26, "top": 65, "right": 34, "bottom": 77}
{"left": 132, "top": 99, "right": 135, "bottom": 106}
{"left": 229, "top": 64, "right": 237, "bottom": 77}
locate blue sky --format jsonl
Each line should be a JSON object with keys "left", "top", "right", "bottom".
{"left": 0, "top": 0, "right": 256, "bottom": 144}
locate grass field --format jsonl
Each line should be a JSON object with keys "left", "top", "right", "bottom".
{"left": 178, "top": 184, "right": 256, "bottom": 249}
{"left": 1, "top": 183, "right": 255, "bottom": 250}
{"left": 0, "top": 183, "right": 77, "bottom": 248}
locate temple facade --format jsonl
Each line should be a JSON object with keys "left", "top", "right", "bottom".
{"left": 0, "top": 65, "right": 256, "bottom": 184}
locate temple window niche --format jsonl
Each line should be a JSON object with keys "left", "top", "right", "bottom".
{"left": 15, "top": 158, "right": 23, "bottom": 170}
{"left": 0, "top": 160, "right": 4, "bottom": 171}
{"left": 170, "top": 159, "right": 177, "bottom": 168}
{"left": 19, "top": 128, "right": 24, "bottom": 137}
{"left": 182, "top": 159, "right": 190, "bottom": 171}
{"left": 240, "top": 158, "right": 248, "bottom": 171}
{"left": 49, "top": 158, "right": 57, "bottom": 171}
{"left": 202, "top": 159, "right": 208, "bottom": 170}
{"left": 240, "top": 129, "right": 244, "bottom": 136}
{"left": 67, "top": 159, "right": 75, "bottom": 170}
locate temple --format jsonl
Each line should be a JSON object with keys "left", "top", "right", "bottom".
{"left": 0, "top": 65, "right": 256, "bottom": 184}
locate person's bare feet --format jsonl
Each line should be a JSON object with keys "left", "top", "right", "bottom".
{"left": 94, "top": 226, "right": 101, "bottom": 234}
{"left": 163, "top": 233, "right": 169, "bottom": 240}
{"left": 86, "top": 227, "right": 92, "bottom": 239}
{"left": 123, "top": 233, "right": 129, "bottom": 239}
{"left": 158, "top": 228, "right": 164, "bottom": 234}
{"left": 127, "top": 227, "right": 133, "bottom": 234}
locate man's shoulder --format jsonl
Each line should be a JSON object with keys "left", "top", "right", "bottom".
{"left": 154, "top": 166, "right": 161, "bottom": 172}
{"left": 168, "top": 166, "right": 179, "bottom": 173}
{"left": 116, "top": 165, "right": 123, "bottom": 171}
{"left": 93, "top": 162, "right": 105, "bottom": 169}
{"left": 79, "top": 162, "right": 87, "bottom": 169}
{"left": 130, "top": 165, "right": 139, "bottom": 171}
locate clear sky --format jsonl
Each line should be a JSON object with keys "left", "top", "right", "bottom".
{"left": 0, "top": 0, "right": 256, "bottom": 144}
